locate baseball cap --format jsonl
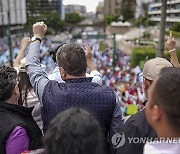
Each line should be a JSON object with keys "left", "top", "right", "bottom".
{"left": 143, "top": 57, "right": 173, "bottom": 81}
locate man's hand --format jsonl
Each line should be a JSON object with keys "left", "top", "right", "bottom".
{"left": 84, "top": 45, "right": 92, "bottom": 61}
{"left": 166, "top": 31, "right": 176, "bottom": 52}
{"left": 84, "top": 45, "right": 97, "bottom": 72}
{"left": 33, "top": 21, "right": 47, "bottom": 39}
{"left": 13, "top": 37, "right": 31, "bottom": 67}
{"left": 21, "top": 37, "right": 31, "bottom": 49}
{"left": 167, "top": 31, "right": 180, "bottom": 68}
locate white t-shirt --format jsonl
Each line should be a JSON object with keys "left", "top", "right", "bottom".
{"left": 48, "top": 66, "right": 102, "bottom": 85}
{"left": 144, "top": 140, "right": 180, "bottom": 154}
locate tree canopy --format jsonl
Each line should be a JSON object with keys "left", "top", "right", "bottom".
{"left": 65, "top": 13, "right": 84, "bottom": 24}
{"left": 121, "top": 0, "right": 136, "bottom": 21}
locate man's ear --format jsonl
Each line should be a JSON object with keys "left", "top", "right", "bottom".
{"left": 143, "top": 79, "right": 151, "bottom": 91}
{"left": 59, "top": 67, "right": 67, "bottom": 80}
{"left": 152, "top": 105, "right": 161, "bottom": 121}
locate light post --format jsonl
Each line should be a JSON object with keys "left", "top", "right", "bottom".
{"left": 113, "top": 33, "right": 116, "bottom": 71}
{"left": 158, "top": 0, "right": 167, "bottom": 57}
{"left": 0, "top": 0, "right": 5, "bottom": 37}
{"left": 7, "top": 0, "right": 13, "bottom": 66}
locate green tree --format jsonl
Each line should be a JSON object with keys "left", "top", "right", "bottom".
{"left": 135, "top": 3, "right": 156, "bottom": 27}
{"left": 46, "top": 12, "right": 65, "bottom": 31}
{"left": 26, "top": 0, "right": 39, "bottom": 27}
{"left": 121, "top": 0, "right": 136, "bottom": 21}
{"left": 65, "top": 13, "right": 83, "bottom": 24}
{"left": 26, "top": 0, "right": 65, "bottom": 33}
{"left": 104, "top": 15, "right": 118, "bottom": 25}
{"left": 171, "top": 23, "right": 180, "bottom": 32}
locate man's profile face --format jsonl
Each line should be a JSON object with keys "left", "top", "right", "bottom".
{"left": 145, "top": 80, "right": 156, "bottom": 129}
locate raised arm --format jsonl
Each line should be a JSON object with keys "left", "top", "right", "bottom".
{"left": 13, "top": 37, "right": 30, "bottom": 68}
{"left": 84, "top": 45, "right": 102, "bottom": 85}
{"left": 25, "top": 22, "right": 49, "bottom": 103}
{"left": 166, "top": 31, "right": 180, "bottom": 68}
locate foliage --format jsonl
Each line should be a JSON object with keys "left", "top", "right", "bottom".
{"left": 26, "top": 0, "right": 65, "bottom": 32}
{"left": 104, "top": 15, "right": 118, "bottom": 25}
{"left": 65, "top": 13, "right": 83, "bottom": 24}
{"left": 135, "top": 3, "right": 156, "bottom": 27}
{"left": 27, "top": 0, "right": 38, "bottom": 15}
{"left": 26, "top": 12, "right": 65, "bottom": 33}
{"left": 171, "top": 23, "right": 180, "bottom": 32}
{"left": 121, "top": 0, "right": 136, "bottom": 22}
{"left": 135, "top": 14, "right": 156, "bottom": 27}
{"left": 131, "top": 47, "right": 180, "bottom": 68}
{"left": 165, "top": 30, "right": 180, "bottom": 38}
{"left": 171, "top": 31, "right": 180, "bottom": 38}
{"left": 164, "top": 50, "right": 180, "bottom": 62}
{"left": 45, "top": 12, "right": 65, "bottom": 31}
{"left": 131, "top": 47, "right": 155, "bottom": 68}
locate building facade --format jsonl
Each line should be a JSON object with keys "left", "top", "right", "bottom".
{"left": 104, "top": 0, "right": 121, "bottom": 16}
{"left": 64, "top": 4, "right": 86, "bottom": 15}
{"left": 0, "top": 0, "right": 27, "bottom": 37}
{"left": 148, "top": 0, "right": 180, "bottom": 24}
{"left": 104, "top": 0, "right": 151, "bottom": 19}
{"left": 26, "top": 0, "right": 64, "bottom": 19}
{"left": 136, "top": 0, "right": 150, "bottom": 18}
{"left": 96, "top": 1, "right": 104, "bottom": 20}
{"left": 0, "top": 0, "right": 27, "bottom": 26}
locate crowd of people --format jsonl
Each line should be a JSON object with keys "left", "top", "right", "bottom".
{"left": 0, "top": 34, "right": 144, "bottom": 116}
{"left": 0, "top": 22, "right": 179, "bottom": 154}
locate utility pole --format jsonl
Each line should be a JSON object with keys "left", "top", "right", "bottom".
{"left": 113, "top": 33, "right": 116, "bottom": 71}
{"left": 7, "top": 0, "right": 13, "bottom": 66}
{"left": 157, "top": 0, "right": 167, "bottom": 57}
{"left": 0, "top": 0, "right": 4, "bottom": 37}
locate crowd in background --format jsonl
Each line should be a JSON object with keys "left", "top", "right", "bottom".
{"left": 0, "top": 37, "right": 144, "bottom": 116}
{"left": 0, "top": 22, "right": 179, "bottom": 154}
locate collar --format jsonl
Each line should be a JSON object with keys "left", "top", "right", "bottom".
{"left": 64, "top": 77, "right": 93, "bottom": 83}
{"left": 0, "top": 101, "right": 33, "bottom": 117}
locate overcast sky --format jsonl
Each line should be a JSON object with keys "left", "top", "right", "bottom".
{"left": 63, "top": 0, "right": 103, "bottom": 12}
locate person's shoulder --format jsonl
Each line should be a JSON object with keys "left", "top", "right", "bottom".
{"left": 10, "top": 126, "right": 27, "bottom": 136}
{"left": 123, "top": 108, "right": 156, "bottom": 137}
{"left": 98, "top": 84, "right": 116, "bottom": 95}
{"left": 48, "top": 67, "right": 59, "bottom": 78}
{"left": 122, "top": 109, "right": 146, "bottom": 132}
{"left": 98, "top": 84, "right": 114, "bottom": 90}
{"left": 127, "top": 109, "right": 145, "bottom": 122}
{"left": 44, "top": 80, "right": 67, "bottom": 92}
{"left": 46, "top": 79, "right": 65, "bottom": 85}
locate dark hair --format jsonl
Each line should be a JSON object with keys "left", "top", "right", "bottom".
{"left": 56, "top": 44, "right": 87, "bottom": 76}
{"left": 152, "top": 67, "right": 180, "bottom": 131}
{"left": 0, "top": 65, "right": 17, "bottom": 101}
{"left": 44, "top": 108, "right": 104, "bottom": 154}
{"left": 49, "top": 44, "right": 64, "bottom": 63}
{"left": 18, "top": 70, "right": 32, "bottom": 106}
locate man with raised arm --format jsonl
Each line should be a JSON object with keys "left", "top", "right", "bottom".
{"left": 25, "top": 22, "right": 123, "bottom": 153}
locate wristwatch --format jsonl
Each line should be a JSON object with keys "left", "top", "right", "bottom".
{"left": 169, "top": 48, "right": 176, "bottom": 53}
{"left": 31, "top": 36, "right": 42, "bottom": 43}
